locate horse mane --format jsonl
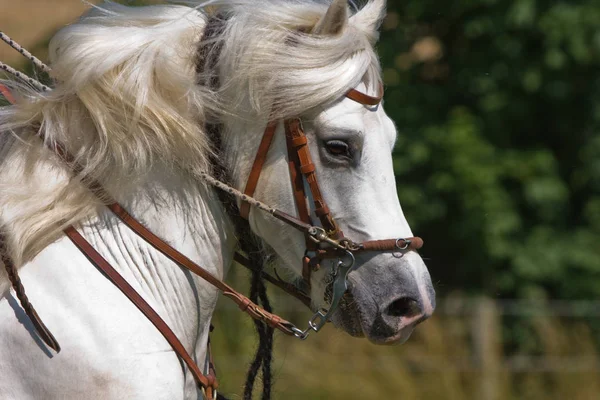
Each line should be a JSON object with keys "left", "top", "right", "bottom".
{"left": 0, "top": 0, "right": 384, "bottom": 291}
{"left": 208, "top": 0, "right": 383, "bottom": 121}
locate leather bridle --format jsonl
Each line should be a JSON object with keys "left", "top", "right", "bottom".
{"left": 236, "top": 83, "right": 423, "bottom": 337}
{"left": 0, "top": 69, "right": 423, "bottom": 400}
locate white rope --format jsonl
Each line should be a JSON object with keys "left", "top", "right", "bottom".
{"left": 198, "top": 171, "right": 277, "bottom": 215}
{"left": 0, "top": 61, "right": 51, "bottom": 92}
{"left": 0, "top": 32, "right": 52, "bottom": 73}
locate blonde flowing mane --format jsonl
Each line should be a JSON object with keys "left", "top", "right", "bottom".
{"left": 0, "top": 0, "right": 384, "bottom": 291}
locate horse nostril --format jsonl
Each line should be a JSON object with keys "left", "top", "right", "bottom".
{"left": 386, "top": 297, "right": 421, "bottom": 318}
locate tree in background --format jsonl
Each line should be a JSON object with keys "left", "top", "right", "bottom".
{"left": 379, "top": 0, "right": 600, "bottom": 300}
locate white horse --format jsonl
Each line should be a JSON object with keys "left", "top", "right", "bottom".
{"left": 0, "top": 0, "right": 435, "bottom": 398}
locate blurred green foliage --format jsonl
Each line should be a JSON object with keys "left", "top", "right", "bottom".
{"left": 379, "top": 0, "right": 600, "bottom": 300}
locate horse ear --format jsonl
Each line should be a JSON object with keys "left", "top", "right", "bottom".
{"left": 312, "top": 0, "right": 348, "bottom": 36}
{"left": 349, "top": 0, "right": 386, "bottom": 42}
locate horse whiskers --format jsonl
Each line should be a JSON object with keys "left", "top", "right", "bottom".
{"left": 0, "top": 32, "right": 52, "bottom": 74}
{"left": 0, "top": 61, "right": 51, "bottom": 92}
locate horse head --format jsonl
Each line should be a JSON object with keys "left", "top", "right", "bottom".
{"left": 209, "top": 0, "right": 435, "bottom": 344}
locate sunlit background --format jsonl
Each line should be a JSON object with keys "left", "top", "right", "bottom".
{"left": 1, "top": 0, "right": 599, "bottom": 399}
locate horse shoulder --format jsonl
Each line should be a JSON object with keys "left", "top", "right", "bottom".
{"left": 0, "top": 236, "right": 194, "bottom": 400}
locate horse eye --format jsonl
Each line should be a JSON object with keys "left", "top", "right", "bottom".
{"left": 325, "top": 140, "right": 351, "bottom": 158}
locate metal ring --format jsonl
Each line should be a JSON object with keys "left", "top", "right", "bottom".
{"left": 291, "top": 326, "right": 309, "bottom": 340}
{"left": 395, "top": 238, "right": 410, "bottom": 250}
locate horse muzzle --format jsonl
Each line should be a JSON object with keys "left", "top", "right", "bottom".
{"left": 334, "top": 251, "right": 436, "bottom": 344}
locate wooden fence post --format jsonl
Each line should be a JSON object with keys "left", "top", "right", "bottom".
{"left": 472, "top": 297, "right": 502, "bottom": 400}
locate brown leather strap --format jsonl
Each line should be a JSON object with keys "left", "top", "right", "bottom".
{"left": 302, "top": 255, "right": 321, "bottom": 286}
{"left": 240, "top": 122, "right": 277, "bottom": 219}
{"left": 0, "top": 85, "right": 61, "bottom": 353}
{"left": 104, "top": 202, "right": 297, "bottom": 334}
{"left": 64, "top": 226, "right": 218, "bottom": 397}
{"left": 312, "top": 237, "right": 424, "bottom": 260}
{"left": 49, "top": 137, "right": 306, "bottom": 334}
{"left": 361, "top": 237, "right": 423, "bottom": 252}
{"left": 233, "top": 252, "right": 311, "bottom": 308}
{"left": 0, "top": 232, "right": 61, "bottom": 352}
{"left": 284, "top": 119, "right": 319, "bottom": 286}
{"left": 0, "top": 83, "right": 16, "bottom": 104}
{"left": 345, "top": 82, "right": 384, "bottom": 106}
{"left": 285, "top": 119, "right": 339, "bottom": 236}
{"left": 45, "top": 135, "right": 300, "bottom": 336}
{"left": 284, "top": 122, "right": 312, "bottom": 226}
{"left": 270, "top": 209, "right": 314, "bottom": 233}
{"left": 48, "top": 133, "right": 300, "bottom": 397}
{"left": 238, "top": 83, "right": 384, "bottom": 224}
{"left": 205, "top": 331, "right": 218, "bottom": 400}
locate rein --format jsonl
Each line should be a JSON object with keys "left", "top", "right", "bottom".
{"left": 0, "top": 27, "right": 424, "bottom": 400}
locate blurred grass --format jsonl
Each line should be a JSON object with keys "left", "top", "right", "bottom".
{"left": 211, "top": 306, "right": 600, "bottom": 400}
{"left": 211, "top": 269, "right": 600, "bottom": 400}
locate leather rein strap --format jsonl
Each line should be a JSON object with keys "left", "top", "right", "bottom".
{"left": 64, "top": 226, "right": 218, "bottom": 398}
{"left": 0, "top": 233, "right": 61, "bottom": 353}
{"left": 50, "top": 143, "right": 296, "bottom": 335}
{"left": 51, "top": 154, "right": 299, "bottom": 400}
{"left": 1, "top": 89, "right": 61, "bottom": 353}
{"left": 239, "top": 122, "right": 277, "bottom": 219}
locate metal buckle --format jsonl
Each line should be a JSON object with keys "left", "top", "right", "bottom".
{"left": 307, "top": 226, "right": 361, "bottom": 252}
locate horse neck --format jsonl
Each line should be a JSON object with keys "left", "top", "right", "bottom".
{"left": 84, "top": 165, "right": 237, "bottom": 346}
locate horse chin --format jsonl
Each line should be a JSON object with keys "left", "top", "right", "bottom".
{"left": 334, "top": 303, "right": 418, "bottom": 345}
